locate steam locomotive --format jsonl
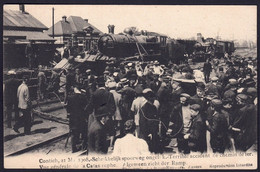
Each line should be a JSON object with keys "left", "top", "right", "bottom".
{"left": 96, "top": 30, "right": 185, "bottom": 64}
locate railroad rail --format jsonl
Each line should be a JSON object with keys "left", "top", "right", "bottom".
{"left": 5, "top": 97, "right": 70, "bottom": 157}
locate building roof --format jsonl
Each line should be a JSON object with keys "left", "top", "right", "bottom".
{"left": 3, "top": 10, "right": 48, "bottom": 30}
{"left": 46, "top": 16, "right": 103, "bottom": 36}
{"left": 3, "top": 30, "right": 55, "bottom": 41}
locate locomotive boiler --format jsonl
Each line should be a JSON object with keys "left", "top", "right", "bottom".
{"left": 97, "top": 30, "right": 185, "bottom": 64}
{"left": 97, "top": 33, "right": 161, "bottom": 57}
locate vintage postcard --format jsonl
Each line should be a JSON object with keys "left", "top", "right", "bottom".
{"left": 3, "top": 4, "right": 257, "bottom": 170}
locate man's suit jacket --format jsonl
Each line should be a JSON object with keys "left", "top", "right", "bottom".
{"left": 188, "top": 115, "right": 207, "bottom": 153}
{"left": 88, "top": 120, "right": 108, "bottom": 154}
{"left": 207, "top": 111, "right": 228, "bottom": 150}
{"left": 67, "top": 93, "right": 88, "bottom": 129}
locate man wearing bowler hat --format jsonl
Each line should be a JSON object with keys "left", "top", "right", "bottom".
{"left": 88, "top": 106, "right": 110, "bottom": 154}
{"left": 66, "top": 84, "right": 88, "bottom": 152}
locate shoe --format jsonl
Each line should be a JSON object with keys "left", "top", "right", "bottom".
{"left": 13, "top": 127, "right": 20, "bottom": 134}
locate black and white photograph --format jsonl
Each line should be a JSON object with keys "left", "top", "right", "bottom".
{"left": 3, "top": 4, "right": 257, "bottom": 169}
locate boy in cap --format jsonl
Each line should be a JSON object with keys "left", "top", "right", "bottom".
{"left": 205, "top": 99, "right": 228, "bottom": 153}
{"left": 184, "top": 104, "right": 207, "bottom": 153}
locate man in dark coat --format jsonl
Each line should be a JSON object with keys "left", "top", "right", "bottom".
{"left": 118, "top": 85, "right": 136, "bottom": 121}
{"left": 206, "top": 99, "right": 228, "bottom": 153}
{"left": 4, "top": 71, "right": 20, "bottom": 128}
{"left": 169, "top": 93, "right": 192, "bottom": 154}
{"left": 64, "top": 68, "right": 75, "bottom": 104}
{"left": 85, "top": 76, "right": 116, "bottom": 142}
{"left": 88, "top": 106, "right": 110, "bottom": 154}
{"left": 139, "top": 88, "right": 161, "bottom": 153}
{"left": 85, "top": 77, "right": 116, "bottom": 117}
{"left": 203, "top": 59, "right": 212, "bottom": 83}
{"left": 230, "top": 94, "right": 257, "bottom": 152}
{"left": 66, "top": 85, "right": 88, "bottom": 152}
{"left": 185, "top": 104, "right": 207, "bottom": 153}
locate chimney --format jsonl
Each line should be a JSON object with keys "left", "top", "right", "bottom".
{"left": 19, "top": 4, "right": 25, "bottom": 13}
{"left": 84, "top": 19, "right": 88, "bottom": 23}
{"left": 108, "top": 24, "right": 115, "bottom": 34}
{"left": 62, "top": 16, "right": 67, "bottom": 22}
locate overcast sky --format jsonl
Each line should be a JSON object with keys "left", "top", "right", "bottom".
{"left": 4, "top": 5, "right": 257, "bottom": 42}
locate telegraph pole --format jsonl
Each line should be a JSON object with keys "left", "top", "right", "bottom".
{"left": 52, "top": 7, "right": 54, "bottom": 39}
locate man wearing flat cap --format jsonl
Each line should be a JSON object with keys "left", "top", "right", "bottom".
{"left": 224, "top": 79, "right": 238, "bottom": 93}
{"left": 205, "top": 99, "right": 228, "bottom": 153}
{"left": 184, "top": 104, "right": 207, "bottom": 153}
{"left": 4, "top": 70, "right": 20, "bottom": 128}
{"left": 13, "top": 75, "right": 32, "bottom": 134}
{"left": 139, "top": 88, "right": 161, "bottom": 153}
{"left": 168, "top": 93, "right": 192, "bottom": 154}
{"left": 205, "top": 76, "right": 222, "bottom": 98}
{"left": 230, "top": 94, "right": 257, "bottom": 152}
{"left": 88, "top": 106, "right": 110, "bottom": 154}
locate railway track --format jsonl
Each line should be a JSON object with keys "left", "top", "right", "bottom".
{"left": 5, "top": 98, "right": 71, "bottom": 157}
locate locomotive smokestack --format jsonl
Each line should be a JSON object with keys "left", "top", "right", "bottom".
{"left": 108, "top": 25, "right": 115, "bottom": 34}
{"left": 84, "top": 19, "right": 88, "bottom": 23}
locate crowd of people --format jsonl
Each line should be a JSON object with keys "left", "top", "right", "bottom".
{"left": 3, "top": 53, "right": 257, "bottom": 155}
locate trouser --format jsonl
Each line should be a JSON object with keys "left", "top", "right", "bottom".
{"left": 38, "top": 86, "right": 46, "bottom": 100}
{"left": 14, "top": 108, "right": 31, "bottom": 134}
{"left": 210, "top": 138, "right": 225, "bottom": 153}
{"left": 5, "top": 102, "right": 19, "bottom": 127}
{"left": 71, "top": 129, "right": 80, "bottom": 152}
{"left": 204, "top": 72, "right": 211, "bottom": 83}
{"left": 177, "top": 134, "right": 190, "bottom": 154}
{"left": 64, "top": 89, "right": 71, "bottom": 104}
